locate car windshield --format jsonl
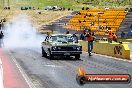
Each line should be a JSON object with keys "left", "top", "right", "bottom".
{"left": 51, "top": 35, "right": 67, "bottom": 43}
{"left": 51, "top": 35, "right": 75, "bottom": 43}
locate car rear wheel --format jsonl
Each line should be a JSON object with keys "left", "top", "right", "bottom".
{"left": 75, "top": 54, "right": 80, "bottom": 60}
{"left": 42, "top": 47, "right": 47, "bottom": 57}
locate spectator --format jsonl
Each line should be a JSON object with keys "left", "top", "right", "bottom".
{"left": 86, "top": 7, "right": 89, "bottom": 10}
{"left": 105, "top": 6, "right": 109, "bottom": 10}
{"left": 21, "top": 7, "right": 23, "bottom": 10}
{"left": 78, "top": 20, "right": 81, "bottom": 23}
{"left": 108, "top": 30, "right": 113, "bottom": 43}
{"left": 33, "top": 7, "right": 35, "bottom": 10}
{"left": 77, "top": 12, "right": 81, "bottom": 15}
{"left": 130, "top": 24, "right": 132, "bottom": 30}
{"left": 85, "top": 30, "right": 95, "bottom": 56}
{"left": 66, "top": 31, "right": 69, "bottom": 34}
{"left": 68, "top": 8, "right": 70, "bottom": 11}
{"left": 1, "top": 22, "right": 4, "bottom": 30}
{"left": 0, "top": 31, "right": 4, "bottom": 38}
{"left": 72, "top": 33, "right": 78, "bottom": 43}
{"left": 83, "top": 20, "right": 86, "bottom": 22}
{"left": 29, "top": 7, "right": 32, "bottom": 10}
{"left": 127, "top": 30, "right": 132, "bottom": 38}
{"left": 3, "top": 18, "right": 6, "bottom": 22}
{"left": 83, "top": 27, "right": 88, "bottom": 33}
{"left": 82, "top": 7, "right": 85, "bottom": 10}
{"left": 84, "top": 15, "right": 87, "bottom": 18}
{"left": 62, "top": 7, "right": 65, "bottom": 11}
{"left": 38, "top": 11, "right": 41, "bottom": 14}
{"left": 7, "top": 7, "right": 10, "bottom": 10}
{"left": 89, "top": 14, "right": 92, "bottom": 17}
{"left": 80, "top": 31, "right": 85, "bottom": 40}
{"left": 112, "top": 33, "right": 117, "bottom": 42}
{"left": 4, "top": 7, "right": 7, "bottom": 9}
{"left": 101, "top": 25, "right": 104, "bottom": 30}
{"left": 90, "top": 22, "right": 94, "bottom": 26}
{"left": 121, "top": 31, "right": 125, "bottom": 38}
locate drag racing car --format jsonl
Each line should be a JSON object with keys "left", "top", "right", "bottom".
{"left": 41, "top": 34, "right": 82, "bottom": 59}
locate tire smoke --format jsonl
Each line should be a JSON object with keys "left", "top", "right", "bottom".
{"left": 3, "top": 14, "right": 44, "bottom": 48}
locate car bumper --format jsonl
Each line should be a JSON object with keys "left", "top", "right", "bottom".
{"left": 51, "top": 51, "right": 82, "bottom": 55}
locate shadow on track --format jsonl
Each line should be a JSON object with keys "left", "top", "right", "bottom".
{"left": 43, "top": 56, "right": 83, "bottom": 61}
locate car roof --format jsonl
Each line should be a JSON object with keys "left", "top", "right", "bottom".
{"left": 51, "top": 34, "right": 72, "bottom": 36}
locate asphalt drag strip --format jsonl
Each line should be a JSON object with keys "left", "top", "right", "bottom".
{"left": 6, "top": 47, "right": 132, "bottom": 88}
{"left": 0, "top": 48, "right": 30, "bottom": 88}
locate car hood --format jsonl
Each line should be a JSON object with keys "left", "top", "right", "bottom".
{"left": 51, "top": 42, "right": 81, "bottom": 46}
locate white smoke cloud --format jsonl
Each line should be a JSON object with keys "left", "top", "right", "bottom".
{"left": 3, "top": 14, "right": 45, "bottom": 48}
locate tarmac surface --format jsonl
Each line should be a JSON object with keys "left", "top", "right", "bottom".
{"left": 1, "top": 13, "right": 132, "bottom": 88}
{"left": 0, "top": 48, "right": 30, "bottom": 88}
{"left": 4, "top": 46, "right": 132, "bottom": 88}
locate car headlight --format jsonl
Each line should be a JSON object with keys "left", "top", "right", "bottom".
{"left": 52, "top": 46, "right": 61, "bottom": 50}
{"left": 73, "top": 46, "right": 76, "bottom": 50}
{"left": 52, "top": 46, "right": 57, "bottom": 50}
{"left": 77, "top": 47, "right": 81, "bottom": 51}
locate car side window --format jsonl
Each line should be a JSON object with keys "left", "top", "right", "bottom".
{"left": 48, "top": 36, "right": 53, "bottom": 42}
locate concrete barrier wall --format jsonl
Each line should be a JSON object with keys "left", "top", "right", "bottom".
{"left": 79, "top": 40, "right": 130, "bottom": 60}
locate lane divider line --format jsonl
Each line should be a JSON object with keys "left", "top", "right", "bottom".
{"left": 0, "top": 58, "right": 4, "bottom": 88}
{"left": 7, "top": 50, "right": 37, "bottom": 88}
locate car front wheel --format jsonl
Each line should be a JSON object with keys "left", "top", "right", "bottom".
{"left": 48, "top": 50, "right": 54, "bottom": 60}
{"left": 42, "top": 47, "right": 47, "bottom": 57}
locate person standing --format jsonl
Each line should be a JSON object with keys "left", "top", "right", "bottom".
{"left": 108, "top": 30, "right": 113, "bottom": 43}
{"left": 72, "top": 33, "right": 78, "bottom": 43}
{"left": 66, "top": 31, "right": 69, "bottom": 34}
{"left": 80, "top": 31, "right": 85, "bottom": 40}
{"left": 121, "top": 31, "right": 125, "bottom": 38}
{"left": 85, "top": 30, "right": 95, "bottom": 56}
{"left": 112, "top": 33, "right": 117, "bottom": 42}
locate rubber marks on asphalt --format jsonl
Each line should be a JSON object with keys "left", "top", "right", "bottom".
{"left": 0, "top": 48, "right": 30, "bottom": 88}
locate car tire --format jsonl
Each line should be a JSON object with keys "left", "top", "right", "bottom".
{"left": 48, "top": 50, "right": 54, "bottom": 60}
{"left": 75, "top": 54, "right": 80, "bottom": 60}
{"left": 42, "top": 47, "right": 47, "bottom": 57}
